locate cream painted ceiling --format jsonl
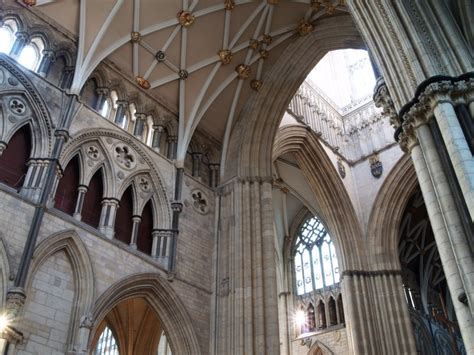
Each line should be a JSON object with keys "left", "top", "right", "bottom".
{"left": 32, "top": 0, "right": 347, "bottom": 163}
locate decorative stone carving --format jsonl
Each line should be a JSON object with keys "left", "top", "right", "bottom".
{"left": 224, "top": 0, "right": 235, "bottom": 10}
{"left": 155, "top": 50, "right": 166, "bottom": 62}
{"left": 249, "top": 39, "right": 260, "bottom": 50}
{"left": 114, "top": 145, "right": 136, "bottom": 169}
{"left": 0, "top": 69, "right": 4, "bottom": 85}
{"left": 117, "top": 171, "right": 125, "bottom": 179}
{"left": 297, "top": 20, "right": 313, "bottom": 36}
{"left": 178, "top": 11, "right": 195, "bottom": 27}
{"left": 220, "top": 277, "right": 230, "bottom": 296}
{"left": 86, "top": 145, "right": 100, "bottom": 160}
{"left": 79, "top": 313, "right": 94, "bottom": 329}
{"left": 138, "top": 176, "right": 150, "bottom": 192}
{"left": 259, "top": 49, "right": 269, "bottom": 59}
{"left": 373, "top": 78, "right": 400, "bottom": 129}
{"left": 262, "top": 34, "right": 272, "bottom": 45}
{"left": 7, "top": 77, "right": 19, "bottom": 86}
{"left": 218, "top": 49, "right": 232, "bottom": 65}
{"left": 178, "top": 69, "right": 189, "bottom": 80}
{"left": 250, "top": 79, "right": 262, "bottom": 91}
{"left": 235, "top": 64, "right": 251, "bottom": 79}
{"left": 369, "top": 155, "right": 383, "bottom": 178}
{"left": 337, "top": 158, "right": 346, "bottom": 179}
{"left": 191, "top": 189, "right": 209, "bottom": 214}
{"left": 135, "top": 76, "right": 150, "bottom": 90}
{"left": 130, "top": 31, "right": 141, "bottom": 43}
{"left": 9, "top": 98, "right": 26, "bottom": 115}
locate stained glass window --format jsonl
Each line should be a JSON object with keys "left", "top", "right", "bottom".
{"left": 294, "top": 216, "right": 339, "bottom": 295}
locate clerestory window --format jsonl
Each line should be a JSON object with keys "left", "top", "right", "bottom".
{"left": 294, "top": 216, "right": 340, "bottom": 295}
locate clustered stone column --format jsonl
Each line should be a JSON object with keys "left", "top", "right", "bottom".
{"left": 375, "top": 77, "right": 474, "bottom": 353}
{"left": 9, "top": 31, "right": 28, "bottom": 59}
{"left": 133, "top": 113, "right": 146, "bottom": 139}
{"left": 212, "top": 178, "right": 279, "bottom": 355}
{"left": 191, "top": 152, "right": 202, "bottom": 179}
{"left": 98, "top": 198, "right": 119, "bottom": 239}
{"left": 37, "top": 49, "right": 55, "bottom": 77}
{"left": 167, "top": 135, "right": 178, "bottom": 160}
{"left": 114, "top": 100, "right": 128, "bottom": 127}
{"left": 342, "top": 270, "right": 417, "bottom": 354}
{"left": 152, "top": 125, "right": 165, "bottom": 152}
{"left": 73, "top": 185, "right": 88, "bottom": 220}
{"left": 129, "top": 215, "right": 142, "bottom": 249}
{"left": 94, "top": 87, "right": 109, "bottom": 112}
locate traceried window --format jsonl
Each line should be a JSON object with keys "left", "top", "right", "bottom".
{"left": 94, "top": 326, "right": 119, "bottom": 355}
{"left": 0, "top": 20, "right": 17, "bottom": 54}
{"left": 294, "top": 216, "right": 340, "bottom": 295}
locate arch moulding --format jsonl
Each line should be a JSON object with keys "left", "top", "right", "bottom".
{"left": 90, "top": 272, "right": 202, "bottom": 355}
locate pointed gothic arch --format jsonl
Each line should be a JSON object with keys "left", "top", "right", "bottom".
{"left": 90, "top": 273, "right": 201, "bottom": 355}
{"left": 24, "top": 230, "right": 95, "bottom": 351}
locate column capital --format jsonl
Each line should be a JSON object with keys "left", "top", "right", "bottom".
{"left": 41, "top": 49, "right": 56, "bottom": 60}
{"left": 95, "top": 87, "right": 110, "bottom": 96}
{"left": 15, "top": 31, "right": 28, "bottom": 41}
{"left": 153, "top": 124, "right": 165, "bottom": 132}
{"left": 115, "top": 100, "right": 129, "bottom": 109}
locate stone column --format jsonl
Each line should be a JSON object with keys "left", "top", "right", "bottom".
{"left": 209, "top": 163, "right": 220, "bottom": 188}
{"left": 342, "top": 271, "right": 417, "bottom": 354}
{"left": 167, "top": 135, "right": 178, "bottom": 160}
{"left": 406, "top": 123, "right": 474, "bottom": 352}
{"left": 73, "top": 185, "right": 88, "bottom": 220}
{"left": 9, "top": 32, "right": 28, "bottom": 59}
{"left": 431, "top": 94, "right": 474, "bottom": 220}
{"left": 191, "top": 153, "right": 202, "bottom": 179}
{"left": 212, "top": 178, "right": 279, "bottom": 355}
{"left": 152, "top": 125, "right": 165, "bottom": 152}
{"left": 59, "top": 66, "right": 75, "bottom": 90}
{"left": 37, "top": 49, "right": 55, "bottom": 77}
{"left": 99, "top": 198, "right": 119, "bottom": 239}
{"left": 114, "top": 100, "right": 128, "bottom": 128}
{"left": 94, "top": 87, "right": 109, "bottom": 112}
{"left": 375, "top": 78, "right": 474, "bottom": 352}
{"left": 133, "top": 113, "right": 146, "bottom": 138}
{"left": 129, "top": 215, "right": 141, "bottom": 249}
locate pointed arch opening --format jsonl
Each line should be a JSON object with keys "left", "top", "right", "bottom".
{"left": 137, "top": 199, "right": 154, "bottom": 255}
{"left": 337, "top": 294, "right": 344, "bottom": 324}
{"left": 82, "top": 168, "right": 104, "bottom": 228}
{"left": 317, "top": 300, "right": 326, "bottom": 330}
{"left": 54, "top": 155, "right": 80, "bottom": 215}
{"left": 0, "top": 124, "right": 31, "bottom": 190}
{"left": 115, "top": 185, "right": 134, "bottom": 244}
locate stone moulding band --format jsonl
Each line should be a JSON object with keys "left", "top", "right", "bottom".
{"left": 341, "top": 269, "right": 402, "bottom": 278}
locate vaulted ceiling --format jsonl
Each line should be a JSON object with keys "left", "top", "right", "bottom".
{"left": 31, "top": 0, "right": 348, "bottom": 162}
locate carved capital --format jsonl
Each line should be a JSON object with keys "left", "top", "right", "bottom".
{"left": 373, "top": 78, "right": 400, "bottom": 129}
{"left": 135, "top": 76, "right": 150, "bottom": 90}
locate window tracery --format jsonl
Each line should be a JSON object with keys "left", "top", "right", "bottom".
{"left": 94, "top": 325, "right": 119, "bottom": 355}
{"left": 294, "top": 216, "right": 340, "bottom": 296}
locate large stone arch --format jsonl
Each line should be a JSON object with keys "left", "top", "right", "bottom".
{"left": 90, "top": 273, "right": 202, "bottom": 355}
{"left": 224, "top": 15, "right": 364, "bottom": 181}
{"left": 366, "top": 154, "right": 418, "bottom": 270}
{"left": 273, "top": 125, "right": 364, "bottom": 270}
{"left": 23, "top": 230, "right": 95, "bottom": 352}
